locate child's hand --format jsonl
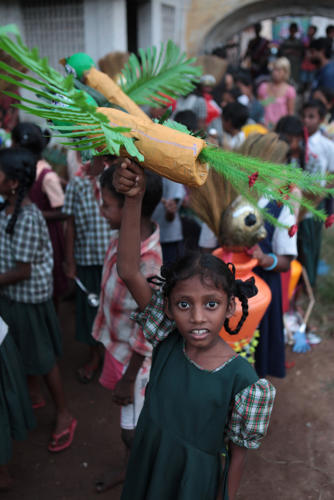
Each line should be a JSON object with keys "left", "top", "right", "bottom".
{"left": 113, "top": 157, "right": 145, "bottom": 197}
{"left": 246, "top": 244, "right": 271, "bottom": 268}
{"left": 112, "top": 376, "right": 135, "bottom": 406}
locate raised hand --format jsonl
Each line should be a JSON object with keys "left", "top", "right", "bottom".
{"left": 113, "top": 157, "right": 145, "bottom": 197}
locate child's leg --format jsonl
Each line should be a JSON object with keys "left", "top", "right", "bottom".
{"left": 27, "top": 374, "right": 45, "bottom": 407}
{"left": 95, "top": 357, "right": 150, "bottom": 493}
{"left": 0, "top": 465, "right": 13, "bottom": 491}
{"left": 44, "top": 362, "right": 76, "bottom": 450}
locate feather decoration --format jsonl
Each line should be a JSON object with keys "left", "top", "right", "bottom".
{"left": 119, "top": 40, "right": 202, "bottom": 107}
{"left": 198, "top": 145, "right": 334, "bottom": 226}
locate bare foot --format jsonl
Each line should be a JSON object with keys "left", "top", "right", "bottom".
{"left": 95, "top": 467, "right": 126, "bottom": 493}
{"left": 77, "top": 347, "right": 102, "bottom": 384}
{"left": 0, "top": 465, "right": 13, "bottom": 491}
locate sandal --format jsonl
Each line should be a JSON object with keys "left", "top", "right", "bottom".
{"left": 48, "top": 418, "right": 77, "bottom": 453}
{"left": 32, "top": 399, "right": 46, "bottom": 410}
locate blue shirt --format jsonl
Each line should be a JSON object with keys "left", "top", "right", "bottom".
{"left": 312, "top": 62, "right": 334, "bottom": 91}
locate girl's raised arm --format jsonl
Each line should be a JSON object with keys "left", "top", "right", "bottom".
{"left": 115, "top": 159, "right": 154, "bottom": 311}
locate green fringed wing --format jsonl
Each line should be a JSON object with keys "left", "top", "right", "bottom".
{"left": 120, "top": 40, "right": 202, "bottom": 107}
{"left": 199, "top": 146, "right": 334, "bottom": 226}
{"left": 0, "top": 26, "right": 143, "bottom": 161}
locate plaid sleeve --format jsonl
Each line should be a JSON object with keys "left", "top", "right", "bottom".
{"left": 226, "top": 379, "right": 276, "bottom": 449}
{"left": 62, "top": 178, "right": 76, "bottom": 215}
{"left": 130, "top": 290, "right": 176, "bottom": 347}
{"left": 12, "top": 210, "right": 40, "bottom": 263}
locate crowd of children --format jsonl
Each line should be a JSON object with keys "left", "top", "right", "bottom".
{"left": 1, "top": 26, "right": 334, "bottom": 497}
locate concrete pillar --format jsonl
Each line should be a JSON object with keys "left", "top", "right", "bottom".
{"left": 84, "top": 0, "right": 127, "bottom": 61}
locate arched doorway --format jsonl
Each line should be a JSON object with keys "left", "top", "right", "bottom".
{"left": 184, "top": 0, "right": 334, "bottom": 54}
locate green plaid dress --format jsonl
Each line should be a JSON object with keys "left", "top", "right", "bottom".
{"left": 122, "top": 292, "right": 276, "bottom": 500}
{"left": 0, "top": 318, "right": 36, "bottom": 464}
{"left": 0, "top": 204, "right": 62, "bottom": 374}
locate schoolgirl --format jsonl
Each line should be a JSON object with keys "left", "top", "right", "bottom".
{"left": 113, "top": 159, "right": 276, "bottom": 500}
{"left": 0, "top": 315, "right": 35, "bottom": 491}
{"left": 11, "top": 122, "right": 68, "bottom": 303}
{"left": 0, "top": 148, "right": 76, "bottom": 452}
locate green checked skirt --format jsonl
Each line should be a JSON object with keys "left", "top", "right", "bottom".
{"left": 0, "top": 296, "right": 62, "bottom": 375}
{"left": 0, "top": 332, "right": 36, "bottom": 464}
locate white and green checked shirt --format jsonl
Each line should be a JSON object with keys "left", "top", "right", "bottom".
{"left": 0, "top": 204, "right": 53, "bottom": 303}
{"left": 62, "top": 176, "right": 111, "bottom": 266}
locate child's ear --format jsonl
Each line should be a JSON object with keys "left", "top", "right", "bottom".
{"left": 225, "top": 297, "right": 236, "bottom": 319}
{"left": 164, "top": 298, "right": 174, "bottom": 320}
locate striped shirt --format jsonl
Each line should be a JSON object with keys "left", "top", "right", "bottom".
{"left": 92, "top": 225, "right": 162, "bottom": 365}
{"left": 132, "top": 290, "right": 276, "bottom": 449}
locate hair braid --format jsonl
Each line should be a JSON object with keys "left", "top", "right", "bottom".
{"left": 6, "top": 180, "right": 27, "bottom": 234}
{"left": 223, "top": 277, "right": 257, "bottom": 335}
{"left": 223, "top": 291, "right": 249, "bottom": 335}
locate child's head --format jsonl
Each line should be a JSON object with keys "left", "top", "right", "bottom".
{"left": 275, "top": 115, "right": 304, "bottom": 159}
{"left": 271, "top": 58, "right": 291, "bottom": 83}
{"left": 235, "top": 73, "right": 253, "bottom": 98}
{"left": 11, "top": 122, "right": 50, "bottom": 158}
{"left": 100, "top": 164, "right": 162, "bottom": 229}
{"left": 0, "top": 147, "right": 37, "bottom": 233}
{"left": 174, "top": 110, "right": 199, "bottom": 133}
{"left": 222, "top": 102, "right": 249, "bottom": 134}
{"left": 220, "top": 86, "right": 241, "bottom": 108}
{"left": 309, "top": 37, "right": 332, "bottom": 65}
{"left": 302, "top": 99, "right": 327, "bottom": 135}
{"left": 159, "top": 252, "right": 257, "bottom": 341}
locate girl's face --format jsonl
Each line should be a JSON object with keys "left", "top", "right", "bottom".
{"left": 221, "top": 92, "right": 235, "bottom": 108}
{"left": 303, "top": 108, "right": 322, "bottom": 136}
{"left": 101, "top": 187, "right": 123, "bottom": 229}
{"left": 286, "top": 135, "right": 303, "bottom": 157}
{"left": 272, "top": 66, "right": 286, "bottom": 83}
{"left": 0, "top": 169, "right": 17, "bottom": 197}
{"left": 166, "top": 274, "right": 235, "bottom": 351}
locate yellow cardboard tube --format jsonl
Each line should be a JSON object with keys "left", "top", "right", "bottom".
{"left": 85, "top": 67, "right": 151, "bottom": 124}
{"left": 97, "top": 107, "right": 208, "bottom": 186}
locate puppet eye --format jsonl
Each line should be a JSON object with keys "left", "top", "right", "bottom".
{"left": 244, "top": 213, "right": 257, "bottom": 226}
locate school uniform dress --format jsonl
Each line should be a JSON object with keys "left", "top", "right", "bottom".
{"left": 0, "top": 317, "right": 36, "bottom": 465}
{"left": 121, "top": 291, "right": 275, "bottom": 500}
{"left": 254, "top": 199, "right": 297, "bottom": 379}
{"left": 0, "top": 204, "right": 62, "bottom": 375}
{"left": 63, "top": 176, "right": 111, "bottom": 345}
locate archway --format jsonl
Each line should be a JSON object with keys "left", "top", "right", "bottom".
{"left": 185, "top": 0, "right": 334, "bottom": 54}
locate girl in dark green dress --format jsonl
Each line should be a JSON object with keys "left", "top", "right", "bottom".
{"left": 113, "top": 159, "right": 276, "bottom": 500}
{"left": 0, "top": 316, "right": 35, "bottom": 491}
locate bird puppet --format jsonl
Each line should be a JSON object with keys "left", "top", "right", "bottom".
{"left": 0, "top": 24, "right": 334, "bottom": 232}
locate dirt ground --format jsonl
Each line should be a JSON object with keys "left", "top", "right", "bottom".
{"left": 4, "top": 297, "right": 334, "bottom": 500}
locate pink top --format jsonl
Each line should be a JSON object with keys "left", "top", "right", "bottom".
{"left": 258, "top": 82, "right": 296, "bottom": 129}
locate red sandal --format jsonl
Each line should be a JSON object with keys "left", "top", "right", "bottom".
{"left": 48, "top": 418, "right": 77, "bottom": 453}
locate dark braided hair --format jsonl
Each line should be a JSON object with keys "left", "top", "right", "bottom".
{"left": 0, "top": 148, "right": 37, "bottom": 234}
{"left": 11, "top": 122, "right": 51, "bottom": 159}
{"left": 149, "top": 252, "right": 257, "bottom": 335}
